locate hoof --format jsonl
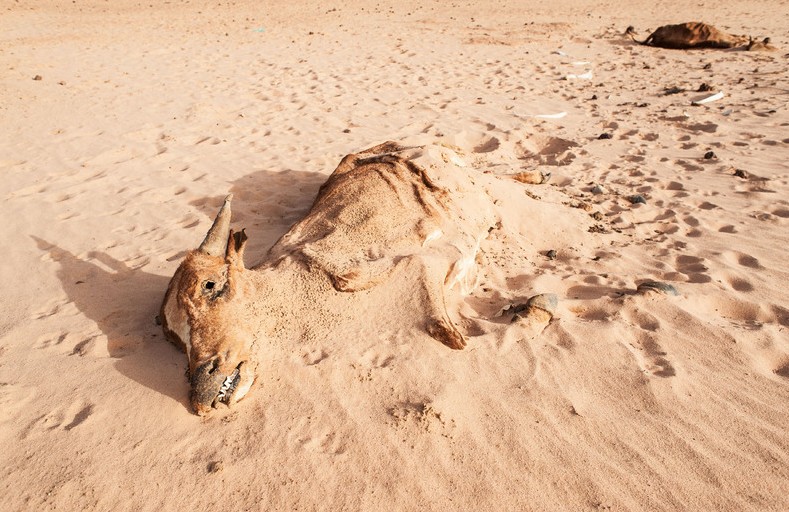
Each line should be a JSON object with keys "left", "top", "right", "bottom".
{"left": 427, "top": 318, "right": 466, "bottom": 350}
{"left": 637, "top": 281, "right": 678, "bottom": 296}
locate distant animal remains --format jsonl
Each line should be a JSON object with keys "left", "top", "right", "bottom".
{"left": 626, "top": 22, "right": 774, "bottom": 51}
{"left": 159, "top": 142, "right": 557, "bottom": 415}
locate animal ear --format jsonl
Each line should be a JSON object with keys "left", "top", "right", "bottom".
{"left": 226, "top": 228, "right": 248, "bottom": 269}
{"left": 199, "top": 194, "right": 233, "bottom": 257}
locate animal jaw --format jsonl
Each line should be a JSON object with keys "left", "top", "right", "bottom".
{"left": 189, "top": 358, "right": 255, "bottom": 415}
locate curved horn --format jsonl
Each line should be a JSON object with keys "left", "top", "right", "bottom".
{"left": 198, "top": 194, "right": 233, "bottom": 256}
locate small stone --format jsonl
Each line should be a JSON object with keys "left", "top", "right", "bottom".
{"left": 590, "top": 94, "right": 598, "bottom": 100}
{"left": 663, "top": 86, "right": 684, "bottom": 96}
{"left": 637, "top": 281, "right": 678, "bottom": 296}
{"left": 591, "top": 184, "right": 606, "bottom": 194}
{"left": 697, "top": 83, "right": 713, "bottom": 92}
{"left": 524, "top": 293, "right": 559, "bottom": 316}
{"left": 546, "top": 249, "right": 557, "bottom": 260}
{"left": 33, "top": 75, "right": 42, "bottom": 81}
{"left": 590, "top": 211, "right": 603, "bottom": 221}
{"left": 513, "top": 170, "right": 550, "bottom": 185}
{"left": 342, "top": 128, "right": 351, "bottom": 133}
{"left": 207, "top": 461, "right": 224, "bottom": 473}
{"left": 703, "top": 63, "right": 712, "bottom": 70}
{"left": 598, "top": 132, "right": 613, "bottom": 140}
{"left": 628, "top": 194, "right": 647, "bottom": 205}
{"left": 703, "top": 151, "right": 716, "bottom": 160}
{"left": 511, "top": 293, "right": 559, "bottom": 322}
{"left": 733, "top": 169, "right": 749, "bottom": 179}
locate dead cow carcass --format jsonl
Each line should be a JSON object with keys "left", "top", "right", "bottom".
{"left": 159, "top": 142, "right": 530, "bottom": 415}
{"left": 625, "top": 22, "right": 771, "bottom": 50}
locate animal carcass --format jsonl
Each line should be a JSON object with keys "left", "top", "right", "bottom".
{"left": 625, "top": 22, "right": 771, "bottom": 50}
{"left": 159, "top": 142, "right": 522, "bottom": 415}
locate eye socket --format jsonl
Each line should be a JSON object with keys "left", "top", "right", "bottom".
{"left": 204, "top": 281, "right": 215, "bottom": 290}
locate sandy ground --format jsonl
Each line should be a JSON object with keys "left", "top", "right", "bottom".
{"left": 1, "top": 0, "right": 788, "bottom": 510}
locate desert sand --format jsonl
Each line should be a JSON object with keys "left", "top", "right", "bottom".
{"left": 1, "top": 0, "right": 788, "bottom": 510}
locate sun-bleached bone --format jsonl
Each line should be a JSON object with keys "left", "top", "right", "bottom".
{"left": 160, "top": 141, "right": 516, "bottom": 415}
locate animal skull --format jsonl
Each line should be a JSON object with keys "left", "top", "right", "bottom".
{"left": 159, "top": 195, "right": 257, "bottom": 415}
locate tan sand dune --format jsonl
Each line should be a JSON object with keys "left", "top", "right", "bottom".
{"left": 1, "top": 0, "right": 788, "bottom": 510}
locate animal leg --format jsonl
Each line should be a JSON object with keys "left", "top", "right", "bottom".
{"left": 407, "top": 256, "right": 466, "bottom": 350}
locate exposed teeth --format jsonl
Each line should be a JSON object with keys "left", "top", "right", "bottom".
{"left": 217, "top": 377, "right": 233, "bottom": 398}
{"left": 215, "top": 368, "right": 240, "bottom": 403}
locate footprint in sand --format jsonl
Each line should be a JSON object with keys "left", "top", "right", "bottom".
{"left": 773, "top": 358, "right": 789, "bottom": 378}
{"left": 637, "top": 333, "right": 676, "bottom": 377}
{"left": 623, "top": 306, "right": 662, "bottom": 331}
{"left": 358, "top": 348, "right": 395, "bottom": 369}
{"left": 63, "top": 404, "right": 95, "bottom": 431}
{"left": 472, "top": 136, "right": 501, "bottom": 154}
{"left": 56, "top": 211, "right": 81, "bottom": 221}
{"left": 771, "top": 207, "right": 789, "bottom": 218}
{"left": 620, "top": 308, "right": 677, "bottom": 378}
{"left": 37, "top": 332, "right": 69, "bottom": 349}
{"left": 70, "top": 336, "right": 99, "bottom": 357}
{"left": 31, "top": 299, "right": 71, "bottom": 320}
{"left": 722, "top": 273, "right": 755, "bottom": 292}
{"left": 287, "top": 417, "right": 347, "bottom": 455}
{"left": 515, "top": 135, "right": 579, "bottom": 166}
{"left": 721, "top": 250, "right": 763, "bottom": 270}
{"left": 636, "top": 333, "right": 675, "bottom": 377}
{"left": 674, "top": 160, "right": 703, "bottom": 173}
{"left": 20, "top": 400, "right": 95, "bottom": 439}
{"left": 37, "top": 331, "right": 98, "bottom": 356}
{"left": 388, "top": 400, "right": 454, "bottom": 436}
{"left": 300, "top": 348, "right": 329, "bottom": 366}
{"left": 674, "top": 255, "right": 711, "bottom": 283}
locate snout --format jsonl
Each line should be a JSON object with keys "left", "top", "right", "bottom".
{"left": 190, "top": 358, "right": 255, "bottom": 415}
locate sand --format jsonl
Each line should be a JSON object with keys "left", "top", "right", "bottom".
{"left": 1, "top": 0, "right": 788, "bottom": 510}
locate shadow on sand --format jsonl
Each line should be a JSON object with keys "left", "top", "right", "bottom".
{"left": 32, "top": 168, "right": 329, "bottom": 411}
{"left": 190, "top": 168, "right": 328, "bottom": 261}
{"left": 32, "top": 236, "right": 190, "bottom": 409}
